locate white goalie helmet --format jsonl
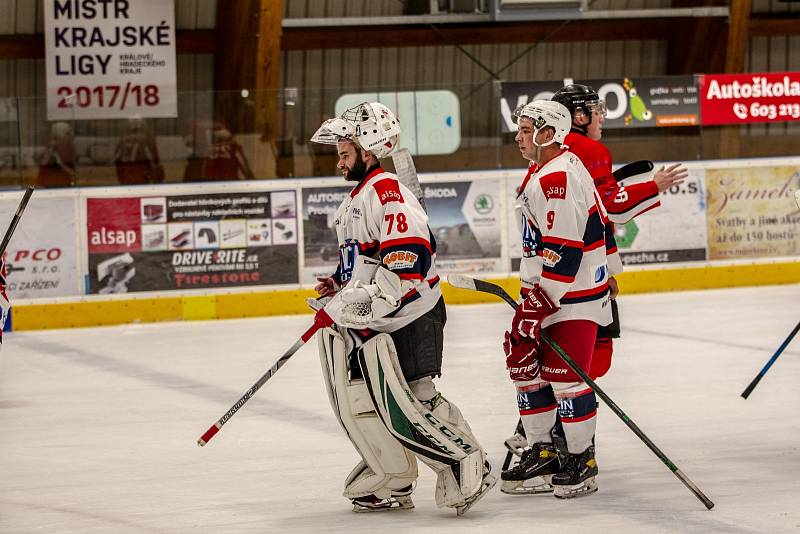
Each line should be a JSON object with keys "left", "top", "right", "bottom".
{"left": 512, "top": 100, "right": 571, "bottom": 148}
{"left": 311, "top": 102, "right": 401, "bottom": 158}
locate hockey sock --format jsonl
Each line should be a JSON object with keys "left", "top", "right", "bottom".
{"left": 516, "top": 382, "right": 557, "bottom": 445}
{"left": 554, "top": 386, "right": 597, "bottom": 454}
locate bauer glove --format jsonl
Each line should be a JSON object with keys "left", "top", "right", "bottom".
{"left": 503, "top": 331, "right": 540, "bottom": 382}
{"left": 511, "top": 284, "right": 558, "bottom": 341}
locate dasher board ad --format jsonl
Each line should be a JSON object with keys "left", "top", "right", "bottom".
{"left": 44, "top": 0, "right": 178, "bottom": 120}
{"left": 424, "top": 180, "right": 504, "bottom": 274}
{"left": 706, "top": 165, "right": 800, "bottom": 260}
{"left": 616, "top": 170, "right": 708, "bottom": 265}
{"left": 0, "top": 196, "right": 80, "bottom": 298}
{"left": 85, "top": 191, "right": 298, "bottom": 294}
{"left": 301, "top": 186, "right": 351, "bottom": 284}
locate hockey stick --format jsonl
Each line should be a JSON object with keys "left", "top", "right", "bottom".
{"left": 197, "top": 310, "right": 333, "bottom": 446}
{"left": 741, "top": 320, "right": 800, "bottom": 399}
{"left": 447, "top": 274, "right": 715, "bottom": 510}
{"left": 741, "top": 190, "right": 800, "bottom": 398}
{"left": 0, "top": 187, "right": 34, "bottom": 257}
{"left": 391, "top": 148, "right": 426, "bottom": 212}
{"left": 612, "top": 160, "right": 653, "bottom": 182}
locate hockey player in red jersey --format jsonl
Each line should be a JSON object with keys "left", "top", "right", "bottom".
{"left": 500, "top": 100, "right": 611, "bottom": 499}
{"left": 554, "top": 84, "right": 688, "bottom": 225}
{"left": 309, "top": 102, "right": 495, "bottom": 515}
{"left": 551, "top": 84, "right": 688, "bottom": 380}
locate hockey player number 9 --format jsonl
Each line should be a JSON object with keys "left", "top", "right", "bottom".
{"left": 384, "top": 213, "right": 409, "bottom": 234}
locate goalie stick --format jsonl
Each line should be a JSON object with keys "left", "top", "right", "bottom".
{"left": 447, "top": 274, "right": 715, "bottom": 510}
{"left": 391, "top": 148, "right": 426, "bottom": 211}
{"left": 0, "top": 187, "right": 34, "bottom": 257}
{"left": 612, "top": 160, "right": 654, "bottom": 182}
{"left": 197, "top": 310, "right": 333, "bottom": 446}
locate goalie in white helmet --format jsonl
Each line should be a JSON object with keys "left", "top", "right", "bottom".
{"left": 309, "top": 102, "right": 496, "bottom": 515}
{"left": 499, "top": 99, "right": 612, "bottom": 499}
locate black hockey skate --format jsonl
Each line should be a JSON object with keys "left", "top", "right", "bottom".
{"left": 351, "top": 485, "right": 414, "bottom": 513}
{"left": 500, "top": 442, "right": 559, "bottom": 495}
{"left": 456, "top": 462, "right": 498, "bottom": 516}
{"left": 552, "top": 446, "right": 598, "bottom": 499}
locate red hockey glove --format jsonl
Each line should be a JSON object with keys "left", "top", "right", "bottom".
{"left": 503, "top": 331, "right": 540, "bottom": 382}
{"left": 511, "top": 284, "right": 558, "bottom": 340}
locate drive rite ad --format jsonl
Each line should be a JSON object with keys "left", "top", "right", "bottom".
{"left": 86, "top": 191, "right": 299, "bottom": 294}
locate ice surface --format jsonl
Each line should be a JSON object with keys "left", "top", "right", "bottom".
{"left": 1, "top": 284, "right": 799, "bottom": 533}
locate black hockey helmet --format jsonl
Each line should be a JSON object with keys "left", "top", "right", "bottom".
{"left": 552, "top": 84, "right": 599, "bottom": 116}
{"left": 552, "top": 84, "right": 605, "bottom": 132}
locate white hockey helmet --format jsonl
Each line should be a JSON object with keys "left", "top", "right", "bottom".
{"left": 310, "top": 102, "right": 401, "bottom": 158}
{"left": 512, "top": 100, "right": 571, "bottom": 148}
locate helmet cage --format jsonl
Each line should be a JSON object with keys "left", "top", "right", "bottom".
{"left": 310, "top": 102, "right": 400, "bottom": 159}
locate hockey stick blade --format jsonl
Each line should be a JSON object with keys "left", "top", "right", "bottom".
{"left": 0, "top": 187, "right": 34, "bottom": 258}
{"left": 197, "top": 311, "right": 332, "bottom": 446}
{"left": 612, "top": 160, "right": 654, "bottom": 182}
{"left": 741, "top": 320, "right": 800, "bottom": 399}
{"left": 449, "top": 274, "right": 715, "bottom": 510}
{"left": 447, "top": 274, "right": 517, "bottom": 308}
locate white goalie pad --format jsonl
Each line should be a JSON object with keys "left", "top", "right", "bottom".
{"left": 317, "top": 327, "right": 417, "bottom": 499}
{"left": 358, "top": 333, "right": 485, "bottom": 502}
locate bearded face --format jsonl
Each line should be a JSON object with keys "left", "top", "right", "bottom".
{"left": 336, "top": 140, "right": 369, "bottom": 182}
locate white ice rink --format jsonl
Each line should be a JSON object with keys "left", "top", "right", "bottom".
{"left": 1, "top": 284, "right": 799, "bottom": 533}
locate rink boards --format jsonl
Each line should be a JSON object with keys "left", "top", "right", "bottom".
{"left": 4, "top": 155, "right": 800, "bottom": 331}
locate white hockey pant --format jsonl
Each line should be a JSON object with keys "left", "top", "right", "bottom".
{"left": 358, "top": 333, "right": 487, "bottom": 508}
{"left": 318, "top": 327, "right": 418, "bottom": 500}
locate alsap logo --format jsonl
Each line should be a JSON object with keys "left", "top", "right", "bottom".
{"left": 540, "top": 171, "right": 567, "bottom": 200}
{"left": 541, "top": 248, "right": 562, "bottom": 267}
{"left": 90, "top": 227, "right": 137, "bottom": 248}
{"left": 383, "top": 250, "right": 418, "bottom": 270}
{"left": 374, "top": 179, "right": 404, "bottom": 205}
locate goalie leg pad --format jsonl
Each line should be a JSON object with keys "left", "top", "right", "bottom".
{"left": 317, "top": 327, "right": 418, "bottom": 499}
{"left": 358, "top": 333, "right": 489, "bottom": 507}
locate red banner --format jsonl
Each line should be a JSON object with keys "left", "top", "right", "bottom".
{"left": 87, "top": 198, "right": 142, "bottom": 254}
{"left": 698, "top": 72, "right": 800, "bottom": 125}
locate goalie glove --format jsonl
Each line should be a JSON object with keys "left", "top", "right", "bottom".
{"left": 322, "top": 266, "right": 403, "bottom": 329}
{"left": 503, "top": 331, "right": 539, "bottom": 382}
{"left": 511, "top": 284, "right": 558, "bottom": 341}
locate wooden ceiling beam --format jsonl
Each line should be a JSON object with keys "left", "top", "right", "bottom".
{"left": 0, "top": 13, "right": 797, "bottom": 61}
{"left": 749, "top": 15, "right": 800, "bottom": 37}
{"left": 280, "top": 19, "right": 684, "bottom": 50}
